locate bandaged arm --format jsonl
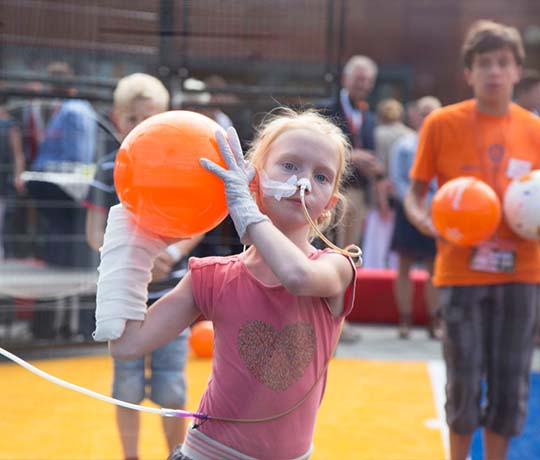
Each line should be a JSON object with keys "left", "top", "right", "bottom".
{"left": 93, "top": 204, "right": 167, "bottom": 341}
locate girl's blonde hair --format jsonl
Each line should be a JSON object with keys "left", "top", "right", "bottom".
{"left": 246, "top": 108, "right": 351, "bottom": 234}
{"left": 113, "top": 73, "right": 170, "bottom": 113}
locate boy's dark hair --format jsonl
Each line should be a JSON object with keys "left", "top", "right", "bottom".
{"left": 462, "top": 20, "right": 525, "bottom": 69}
{"left": 514, "top": 69, "right": 540, "bottom": 99}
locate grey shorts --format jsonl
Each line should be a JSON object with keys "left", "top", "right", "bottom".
{"left": 168, "top": 445, "right": 191, "bottom": 460}
{"left": 112, "top": 329, "right": 189, "bottom": 407}
{"left": 439, "top": 283, "right": 539, "bottom": 437}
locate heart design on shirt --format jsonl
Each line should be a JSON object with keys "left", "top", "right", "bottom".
{"left": 237, "top": 320, "right": 316, "bottom": 391}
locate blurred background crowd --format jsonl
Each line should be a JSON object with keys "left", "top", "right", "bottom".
{"left": 1, "top": 0, "right": 540, "bottom": 347}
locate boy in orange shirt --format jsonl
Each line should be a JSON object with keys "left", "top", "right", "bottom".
{"left": 405, "top": 20, "right": 540, "bottom": 460}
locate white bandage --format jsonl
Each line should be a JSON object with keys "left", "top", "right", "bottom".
{"left": 93, "top": 204, "right": 167, "bottom": 341}
{"left": 260, "top": 171, "right": 312, "bottom": 201}
{"left": 259, "top": 170, "right": 298, "bottom": 201}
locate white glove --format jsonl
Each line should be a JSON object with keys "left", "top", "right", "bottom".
{"left": 200, "top": 127, "right": 269, "bottom": 244}
{"left": 93, "top": 204, "right": 167, "bottom": 341}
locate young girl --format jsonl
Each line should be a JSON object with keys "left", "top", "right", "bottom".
{"left": 94, "top": 109, "right": 357, "bottom": 460}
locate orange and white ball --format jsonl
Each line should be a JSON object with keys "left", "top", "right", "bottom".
{"left": 431, "top": 176, "right": 501, "bottom": 246}
{"left": 503, "top": 169, "right": 540, "bottom": 241}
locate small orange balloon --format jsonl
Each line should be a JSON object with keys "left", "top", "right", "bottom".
{"left": 431, "top": 177, "right": 501, "bottom": 246}
{"left": 189, "top": 320, "right": 214, "bottom": 359}
{"left": 114, "top": 111, "right": 228, "bottom": 238}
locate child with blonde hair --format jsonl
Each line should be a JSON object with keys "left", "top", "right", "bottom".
{"left": 84, "top": 72, "right": 202, "bottom": 460}
{"left": 94, "top": 108, "right": 358, "bottom": 460}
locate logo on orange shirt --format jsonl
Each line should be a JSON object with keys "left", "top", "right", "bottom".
{"left": 487, "top": 144, "right": 505, "bottom": 163}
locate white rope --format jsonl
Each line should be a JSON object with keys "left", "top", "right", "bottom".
{"left": 299, "top": 185, "right": 362, "bottom": 259}
{"left": 0, "top": 347, "right": 202, "bottom": 419}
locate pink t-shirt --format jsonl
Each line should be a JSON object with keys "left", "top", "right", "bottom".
{"left": 188, "top": 249, "right": 356, "bottom": 459}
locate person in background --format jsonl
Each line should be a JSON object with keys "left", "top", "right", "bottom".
{"left": 320, "top": 55, "right": 381, "bottom": 343}
{"left": 0, "top": 94, "right": 25, "bottom": 260}
{"left": 405, "top": 20, "right": 540, "bottom": 460}
{"left": 203, "top": 75, "right": 235, "bottom": 129}
{"left": 31, "top": 62, "right": 96, "bottom": 171}
{"left": 84, "top": 73, "right": 202, "bottom": 460}
{"left": 362, "top": 98, "right": 413, "bottom": 269}
{"left": 514, "top": 68, "right": 540, "bottom": 116}
{"left": 374, "top": 98, "right": 414, "bottom": 174}
{"left": 25, "top": 62, "right": 97, "bottom": 268}
{"left": 388, "top": 96, "right": 442, "bottom": 339}
{"left": 321, "top": 55, "right": 381, "bottom": 250}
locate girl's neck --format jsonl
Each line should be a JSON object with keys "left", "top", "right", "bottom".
{"left": 245, "top": 226, "right": 314, "bottom": 261}
{"left": 282, "top": 226, "right": 314, "bottom": 253}
{"left": 475, "top": 98, "right": 511, "bottom": 116}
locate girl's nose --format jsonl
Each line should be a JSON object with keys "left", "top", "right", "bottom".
{"left": 297, "top": 177, "right": 312, "bottom": 193}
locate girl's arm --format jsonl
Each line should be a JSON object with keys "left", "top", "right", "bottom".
{"left": 247, "top": 220, "right": 354, "bottom": 300}
{"left": 110, "top": 272, "right": 200, "bottom": 361}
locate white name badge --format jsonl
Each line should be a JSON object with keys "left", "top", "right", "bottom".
{"left": 506, "top": 158, "right": 532, "bottom": 179}
{"left": 470, "top": 239, "right": 517, "bottom": 273}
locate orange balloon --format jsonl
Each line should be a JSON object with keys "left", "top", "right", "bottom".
{"left": 114, "top": 111, "right": 228, "bottom": 238}
{"left": 431, "top": 177, "right": 501, "bottom": 246}
{"left": 189, "top": 321, "right": 214, "bottom": 359}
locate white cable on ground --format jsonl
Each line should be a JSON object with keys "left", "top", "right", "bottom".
{"left": 0, "top": 347, "right": 207, "bottom": 420}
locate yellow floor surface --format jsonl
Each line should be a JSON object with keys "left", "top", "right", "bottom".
{"left": 0, "top": 353, "right": 445, "bottom": 460}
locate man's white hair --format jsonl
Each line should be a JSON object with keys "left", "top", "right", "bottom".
{"left": 343, "top": 55, "right": 378, "bottom": 78}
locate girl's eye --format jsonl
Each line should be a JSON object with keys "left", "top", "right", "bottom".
{"left": 283, "top": 162, "right": 297, "bottom": 171}
{"left": 315, "top": 174, "right": 328, "bottom": 183}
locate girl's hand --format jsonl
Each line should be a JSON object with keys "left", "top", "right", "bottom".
{"left": 200, "top": 127, "right": 269, "bottom": 243}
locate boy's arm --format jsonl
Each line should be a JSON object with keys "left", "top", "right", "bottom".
{"left": 404, "top": 179, "right": 437, "bottom": 238}
{"left": 151, "top": 233, "right": 205, "bottom": 281}
{"left": 404, "top": 112, "right": 439, "bottom": 237}
{"left": 9, "top": 124, "right": 25, "bottom": 194}
{"left": 163, "top": 234, "right": 205, "bottom": 265}
{"left": 86, "top": 207, "right": 106, "bottom": 251}
{"left": 84, "top": 156, "right": 116, "bottom": 252}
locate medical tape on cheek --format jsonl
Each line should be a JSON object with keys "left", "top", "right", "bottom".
{"left": 259, "top": 170, "right": 298, "bottom": 201}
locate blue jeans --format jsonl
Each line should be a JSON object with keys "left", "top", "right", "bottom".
{"left": 112, "top": 330, "right": 189, "bottom": 407}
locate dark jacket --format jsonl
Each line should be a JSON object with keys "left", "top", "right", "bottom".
{"left": 319, "top": 98, "right": 377, "bottom": 189}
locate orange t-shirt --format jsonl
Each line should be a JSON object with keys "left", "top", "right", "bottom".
{"left": 411, "top": 99, "right": 540, "bottom": 286}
